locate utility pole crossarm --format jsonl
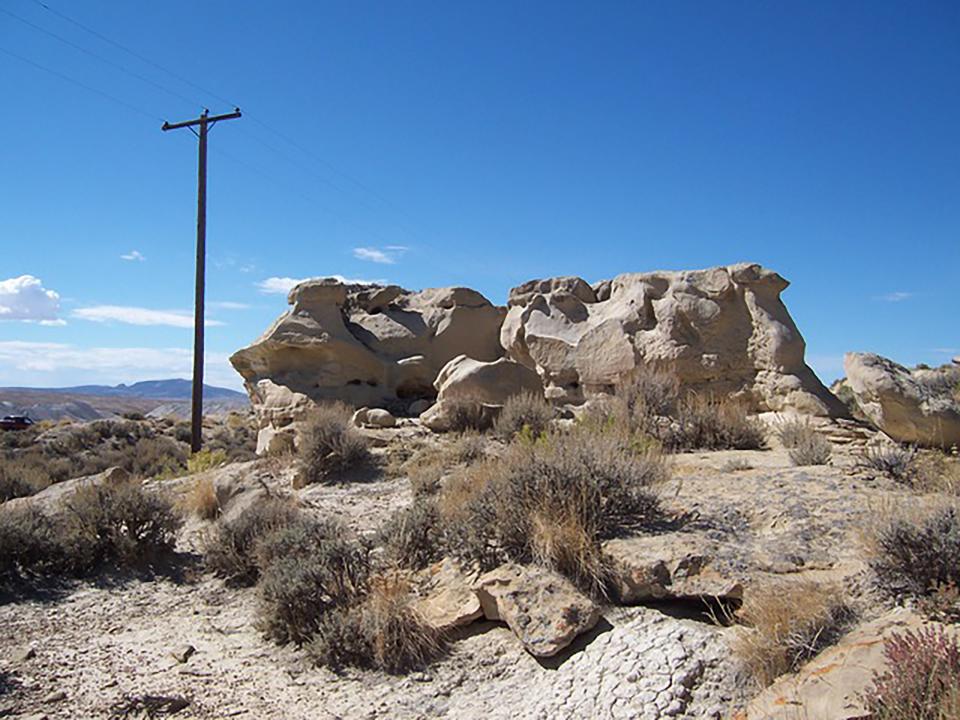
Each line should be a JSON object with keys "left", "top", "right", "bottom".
{"left": 162, "top": 106, "right": 241, "bottom": 453}
{"left": 162, "top": 108, "right": 241, "bottom": 131}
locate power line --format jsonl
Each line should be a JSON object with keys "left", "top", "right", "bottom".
{"left": 25, "top": 0, "right": 421, "bottom": 235}
{"left": 28, "top": 0, "right": 238, "bottom": 108}
{"left": 1, "top": 5, "right": 203, "bottom": 110}
{"left": 0, "top": 45, "right": 161, "bottom": 121}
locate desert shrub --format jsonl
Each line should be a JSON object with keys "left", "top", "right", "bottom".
{"left": 494, "top": 391, "right": 554, "bottom": 440}
{"left": 407, "top": 456, "right": 444, "bottom": 498}
{"left": 787, "top": 431, "right": 832, "bottom": 466}
{"left": 449, "top": 432, "right": 487, "bottom": 464}
{"left": 256, "top": 516, "right": 371, "bottom": 644}
{"left": 203, "top": 415, "right": 258, "bottom": 462}
{"left": 298, "top": 404, "right": 369, "bottom": 485}
{"left": 308, "top": 574, "right": 444, "bottom": 674}
{"left": 0, "top": 506, "right": 66, "bottom": 583}
{"left": 859, "top": 444, "right": 921, "bottom": 484}
{"left": 733, "top": 580, "right": 855, "bottom": 687}
{"left": 187, "top": 449, "right": 228, "bottom": 475}
{"left": 0, "top": 459, "right": 49, "bottom": 502}
{"left": 377, "top": 500, "right": 444, "bottom": 571}
{"left": 777, "top": 417, "right": 815, "bottom": 449}
{"left": 662, "top": 395, "right": 766, "bottom": 452}
{"left": 179, "top": 476, "right": 220, "bottom": 520}
{"left": 204, "top": 498, "right": 299, "bottom": 585}
{"left": 870, "top": 504, "right": 960, "bottom": 601}
{"left": 62, "top": 478, "right": 182, "bottom": 568}
{"left": 442, "top": 425, "right": 666, "bottom": 596}
{"left": 616, "top": 365, "right": 680, "bottom": 435}
{"left": 863, "top": 626, "right": 960, "bottom": 720}
{"left": 442, "top": 395, "right": 494, "bottom": 433}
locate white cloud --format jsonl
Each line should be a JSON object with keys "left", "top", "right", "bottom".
{"left": 211, "top": 301, "right": 250, "bottom": 310}
{"left": 120, "top": 250, "right": 146, "bottom": 262}
{"left": 0, "top": 341, "right": 241, "bottom": 389}
{"left": 0, "top": 275, "right": 61, "bottom": 323}
{"left": 256, "top": 275, "right": 383, "bottom": 295}
{"left": 72, "top": 305, "right": 224, "bottom": 328}
{"left": 352, "top": 246, "right": 408, "bottom": 264}
{"left": 876, "top": 291, "right": 912, "bottom": 302}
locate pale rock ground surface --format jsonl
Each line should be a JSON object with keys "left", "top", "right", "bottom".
{"left": 2, "top": 418, "right": 929, "bottom": 720}
{"left": 502, "top": 264, "right": 847, "bottom": 416}
{"left": 844, "top": 351, "right": 960, "bottom": 448}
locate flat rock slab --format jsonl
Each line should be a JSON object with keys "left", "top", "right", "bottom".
{"left": 413, "top": 559, "right": 483, "bottom": 632}
{"left": 474, "top": 563, "right": 600, "bottom": 657}
{"left": 604, "top": 533, "right": 743, "bottom": 604}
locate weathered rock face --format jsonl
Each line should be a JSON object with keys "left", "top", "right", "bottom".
{"left": 230, "top": 280, "right": 506, "bottom": 443}
{"left": 501, "top": 264, "right": 847, "bottom": 416}
{"left": 844, "top": 352, "right": 960, "bottom": 449}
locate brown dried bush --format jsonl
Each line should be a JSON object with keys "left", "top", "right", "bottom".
{"left": 179, "top": 476, "right": 220, "bottom": 520}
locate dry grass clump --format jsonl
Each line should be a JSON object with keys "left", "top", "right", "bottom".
{"left": 179, "top": 476, "right": 220, "bottom": 520}
{"left": 297, "top": 404, "right": 369, "bottom": 486}
{"left": 377, "top": 500, "right": 445, "bottom": 571}
{"left": 863, "top": 626, "right": 960, "bottom": 720}
{"left": 732, "top": 580, "right": 855, "bottom": 687}
{"left": 441, "top": 424, "right": 667, "bottom": 596}
{"left": 256, "top": 516, "right": 371, "bottom": 644}
{"left": 860, "top": 446, "right": 960, "bottom": 494}
{"left": 449, "top": 432, "right": 488, "bottom": 464}
{"left": 0, "top": 478, "right": 181, "bottom": 586}
{"left": 494, "top": 391, "right": 554, "bottom": 440}
{"left": 203, "top": 498, "right": 300, "bottom": 585}
{"left": 308, "top": 573, "right": 444, "bottom": 674}
{"left": 868, "top": 502, "right": 960, "bottom": 603}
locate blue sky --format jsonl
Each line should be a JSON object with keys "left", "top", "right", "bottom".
{"left": 1, "top": 0, "right": 957, "bottom": 390}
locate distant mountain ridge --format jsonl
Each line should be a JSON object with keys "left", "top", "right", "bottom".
{"left": 1, "top": 379, "right": 246, "bottom": 400}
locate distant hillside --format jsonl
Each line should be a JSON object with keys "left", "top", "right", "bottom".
{"left": 0, "top": 380, "right": 249, "bottom": 422}
{"left": 1, "top": 379, "right": 247, "bottom": 401}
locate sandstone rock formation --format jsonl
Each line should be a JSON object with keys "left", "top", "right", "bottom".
{"left": 230, "top": 280, "right": 505, "bottom": 448}
{"left": 844, "top": 352, "right": 960, "bottom": 448}
{"left": 420, "top": 355, "right": 543, "bottom": 432}
{"left": 501, "top": 264, "right": 846, "bottom": 416}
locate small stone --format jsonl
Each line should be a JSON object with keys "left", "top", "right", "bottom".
{"left": 43, "top": 690, "right": 67, "bottom": 703}
{"left": 170, "top": 644, "right": 196, "bottom": 663}
{"left": 12, "top": 646, "right": 36, "bottom": 663}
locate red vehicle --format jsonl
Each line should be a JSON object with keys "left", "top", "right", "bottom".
{"left": 0, "top": 415, "right": 35, "bottom": 431}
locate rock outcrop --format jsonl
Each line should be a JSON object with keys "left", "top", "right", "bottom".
{"left": 230, "top": 280, "right": 506, "bottom": 448}
{"left": 501, "top": 264, "right": 846, "bottom": 416}
{"left": 844, "top": 352, "right": 960, "bottom": 448}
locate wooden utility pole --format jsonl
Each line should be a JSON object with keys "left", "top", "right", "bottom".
{"left": 162, "top": 108, "right": 241, "bottom": 452}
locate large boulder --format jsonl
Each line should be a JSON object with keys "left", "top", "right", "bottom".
{"left": 230, "top": 280, "right": 506, "bottom": 447}
{"left": 420, "top": 355, "right": 543, "bottom": 431}
{"left": 501, "top": 264, "right": 847, "bottom": 416}
{"left": 843, "top": 352, "right": 960, "bottom": 449}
